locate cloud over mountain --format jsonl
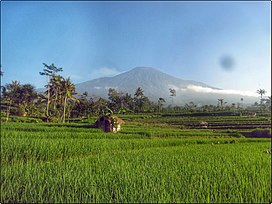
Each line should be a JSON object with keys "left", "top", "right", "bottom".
{"left": 76, "top": 67, "right": 259, "bottom": 105}
{"left": 186, "top": 85, "right": 258, "bottom": 97}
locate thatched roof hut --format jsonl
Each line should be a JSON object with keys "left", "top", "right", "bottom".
{"left": 94, "top": 115, "right": 125, "bottom": 132}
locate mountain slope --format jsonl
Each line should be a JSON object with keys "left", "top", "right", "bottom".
{"left": 76, "top": 67, "right": 257, "bottom": 105}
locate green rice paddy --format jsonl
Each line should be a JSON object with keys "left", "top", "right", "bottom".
{"left": 1, "top": 115, "right": 271, "bottom": 203}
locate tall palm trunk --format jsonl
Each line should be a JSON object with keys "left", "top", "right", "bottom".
{"left": 62, "top": 95, "right": 67, "bottom": 123}
{"left": 260, "top": 93, "right": 263, "bottom": 105}
{"left": 46, "top": 75, "right": 50, "bottom": 122}
{"left": 54, "top": 90, "right": 58, "bottom": 110}
{"left": 53, "top": 87, "right": 60, "bottom": 111}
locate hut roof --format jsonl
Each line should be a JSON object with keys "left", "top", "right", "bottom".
{"left": 112, "top": 116, "right": 125, "bottom": 125}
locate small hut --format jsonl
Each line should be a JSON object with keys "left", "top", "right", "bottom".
{"left": 94, "top": 115, "right": 125, "bottom": 132}
{"left": 199, "top": 121, "right": 208, "bottom": 129}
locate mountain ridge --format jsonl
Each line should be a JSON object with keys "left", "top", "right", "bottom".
{"left": 75, "top": 67, "right": 257, "bottom": 105}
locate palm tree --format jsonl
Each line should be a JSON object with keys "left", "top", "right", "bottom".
{"left": 134, "top": 87, "right": 145, "bottom": 112}
{"left": 82, "top": 91, "right": 88, "bottom": 98}
{"left": 218, "top": 99, "right": 224, "bottom": 110}
{"left": 169, "top": 88, "right": 176, "bottom": 106}
{"left": 240, "top": 98, "right": 244, "bottom": 109}
{"left": 256, "top": 89, "right": 266, "bottom": 104}
{"left": 50, "top": 74, "right": 64, "bottom": 111}
{"left": 134, "top": 87, "right": 144, "bottom": 101}
{"left": 158, "top": 97, "right": 166, "bottom": 112}
{"left": 60, "top": 77, "right": 77, "bottom": 123}
{"left": 39, "top": 63, "right": 63, "bottom": 121}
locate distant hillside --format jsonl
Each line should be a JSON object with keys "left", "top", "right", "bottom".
{"left": 75, "top": 67, "right": 258, "bottom": 105}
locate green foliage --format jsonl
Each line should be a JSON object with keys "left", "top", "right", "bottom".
{"left": 1, "top": 119, "right": 271, "bottom": 203}
{"left": 0, "top": 116, "right": 43, "bottom": 123}
{"left": 1, "top": 81, "right": 37, "bottom": 117}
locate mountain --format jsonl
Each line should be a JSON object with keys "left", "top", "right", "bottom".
{"left": 75, "top": 67, "right": 258, "bottom": 105}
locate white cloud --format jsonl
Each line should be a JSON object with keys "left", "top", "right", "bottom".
{"left": 158, "top": 84, "right": 259, "bottom": 98}
{"left": 186, "top": 85, "right": 259, "bottom": 97}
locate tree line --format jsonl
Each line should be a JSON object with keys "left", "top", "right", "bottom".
{"left": 1, "top": 63, "right": 158, "bottom": 122}
{"left": 1, "top": 63, "right": 271, "bottom": 123}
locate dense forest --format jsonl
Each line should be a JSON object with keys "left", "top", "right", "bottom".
{"left": 1, "top": 63, "right": 271, "bottom": 123}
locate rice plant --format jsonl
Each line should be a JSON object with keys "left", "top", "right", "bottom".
{"left": 1, "top": 119, "right": 271, "bottom": 203}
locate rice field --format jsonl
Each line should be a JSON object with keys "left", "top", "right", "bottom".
{"left": 1, "top": 115, "right": 271, "bottom": 203}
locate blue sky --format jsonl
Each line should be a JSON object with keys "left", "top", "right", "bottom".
{"left": 1, "top": 1, "right": 271, "bottom": 96}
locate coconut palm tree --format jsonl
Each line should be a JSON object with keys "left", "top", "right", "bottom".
{"left": 240, "top": 98, "right": 244, "bottom": 109}
{"left": 158, "top": 97, "right": 166, "bottom": 112}
{"left": 134, "top": 87, "right": 145, "bottom": 112}
{"left": 39, "top": 63, "right": 63, "bottom": 122}
{"left": 169, "top": 88, "right": 176, "bottom": 106}
{"left": 60, "top": 77, "right": 77, "bottom": 123}
{"left": 218, "top": 99, "right": 224, "bottom": 110}
{"left": 256, "top": 89, "right": 266, "bottom": 104}
{"left": 50, "top": 74, "right": 64, "bottom": 111}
